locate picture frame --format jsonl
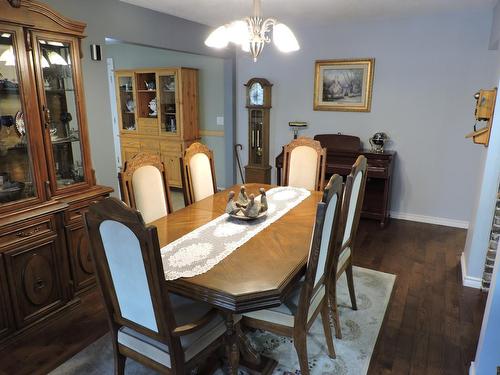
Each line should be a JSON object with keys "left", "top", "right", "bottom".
{"left": 314, "top": 58, "right": 375, "bottom": 112}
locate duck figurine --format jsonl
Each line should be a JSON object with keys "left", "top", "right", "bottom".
{"left": 244, "top": 194, "right": 262, "bottom": 218}
{"left": 225, "top": 191, "right": 240, "bottom": 215}
{"left": 237, "top": 185, "right": 249, "bottom": 207}
{"left": 259, "top": 188, "right": 268, "bottom": 213}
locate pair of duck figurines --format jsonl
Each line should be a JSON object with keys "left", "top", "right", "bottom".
{"left": 225, "top": 186, "right": 268, "bottom": 219}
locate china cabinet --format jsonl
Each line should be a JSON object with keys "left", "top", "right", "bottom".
{"left": 0, "top": 0, "right": 112, "bottom": 347}
{"left": 115, "top": 67, "right": 199, "bottom": 187}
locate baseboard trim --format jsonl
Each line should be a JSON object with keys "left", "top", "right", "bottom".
{"left": 461, "top": 253, "right": 483, "bottom": 289}
{"left": 390, "top": 211, "right": 469, "bottom": 229}
{"left": 469, "top": 361, "right": 476, "bottom": 375}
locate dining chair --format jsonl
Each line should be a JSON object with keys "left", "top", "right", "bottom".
{"left": 242, "top": 174, "right": 344, "bottom": 375}
{"left": 329, "top": 155, "right": 368, "bottom": 339}
{"left": 118, "top": 152, "right": 173, "bottom": 224}
{"left": 180, "top": 142, "right": 217, "bottom": 205}
{"left": 84, "top": 197, "right": 234, "bottom": 375}
{"left": 282, "top": 137, "right": 327, "bottom": 191}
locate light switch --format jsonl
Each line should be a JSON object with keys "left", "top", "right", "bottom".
{"left": 216, "top": 116, "right": 224, "bottom": 126}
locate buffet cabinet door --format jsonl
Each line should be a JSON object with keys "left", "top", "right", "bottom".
{"left": 4, "top": 238, "right": 66, "bottom": 327}
{"left": 66, "top": 224, "right": 95, "bottom": 293}
{"left": 0, "top": 256, "right": 14, "bottom": 340}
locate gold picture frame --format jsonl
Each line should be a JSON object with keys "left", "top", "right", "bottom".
{"left": 314, "top": 58, "right": 375, "bottom": 112}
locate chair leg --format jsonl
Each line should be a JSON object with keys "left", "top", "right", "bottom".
{"left": 293, "top": 334, "right": 309, "bottom": 375}
{"left": 329, "top": 284, "right": 342, "bottom": 339}
{"left": 320, "top": 301, "right": 336, "bottom": 359}
{"left": 346, "top": 264, "right": 358, "bottom": 311}
{"left": 113, "top": 350, "right": 126, "bottom": 375}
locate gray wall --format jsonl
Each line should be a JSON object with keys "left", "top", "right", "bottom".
{"left": 236, "top": 7, "right": 496, "bottom": 223}
{"left": 106, "top": 43, "right": 227, "bottom": 186}
{"left": 44, "top": 0, "right": 233, "bottom": 193}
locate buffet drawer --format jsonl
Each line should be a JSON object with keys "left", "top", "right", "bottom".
{"left": 0, "top": 217, "right": 54, "bottom": 249}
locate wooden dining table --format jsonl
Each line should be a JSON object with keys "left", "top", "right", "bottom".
{"left": 150, "top": 183, "right": 323, "bottom": 374}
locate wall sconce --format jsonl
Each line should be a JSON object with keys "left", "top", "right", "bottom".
{"left": 289, "top": 121, "right": 307, "bottom": 139}
{"left": 90, "top": 44, "right": 101, "bottom": 61}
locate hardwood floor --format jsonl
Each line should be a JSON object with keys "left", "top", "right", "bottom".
{"left": 0, "top": 219, "right": 486, "bottom": 375}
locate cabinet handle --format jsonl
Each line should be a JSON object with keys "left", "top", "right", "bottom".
{"left": 34, "top": 278, "right": 46, "bottom": 290}
{"left": 16, "top": 226, "right": 40, "bottom": 238}
{"left": 42, "top": 105, "right": 51, "bottom": 129}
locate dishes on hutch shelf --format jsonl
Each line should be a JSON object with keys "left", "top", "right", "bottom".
{"left": 0, "top": 181, "right": 25, "bottom": 203}
{"left": 15, "top": 111, "right": 25, "bottom": 136}
{"left": 126, "top": 99, "right": 135, "bottom": 112}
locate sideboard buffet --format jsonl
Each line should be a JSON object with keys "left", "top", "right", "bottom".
{"left": 0, "top": 0, "right": 112, "bottom": 347}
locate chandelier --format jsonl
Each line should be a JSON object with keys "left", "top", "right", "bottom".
{"left": 204, "top": 0, "right": 299, "bottom": 62}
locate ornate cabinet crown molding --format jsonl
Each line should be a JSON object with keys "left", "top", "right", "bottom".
{"left": 1, "top": 0, "right": 86, "bottom": 36}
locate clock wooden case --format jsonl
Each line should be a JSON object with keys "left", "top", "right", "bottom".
{"left": 244, "top": 78, "right": 272, "bottom": 184}
{"left": 0, "top": 0, "right": 112, "bottom": 348}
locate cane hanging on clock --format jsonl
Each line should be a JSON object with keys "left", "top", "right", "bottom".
{"left": 244, "top": 78, "right": 272, "bottom": 184}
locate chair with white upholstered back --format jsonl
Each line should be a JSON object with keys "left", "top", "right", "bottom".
{"left": 242, "top": 174, "right": 343, "bottom": 375}
{"left": 84, "top": 198, "right": 232, "bottom": 374}
{"left": 282, "top": 137, "right": 327, "bottom": 191}
{"left": 181, "top": 142, "right": 217, "bottom": 206}
{"left": 329, "top": 155, "right": 368, "bottom": 339}
{"left": 118, "top": 152, "right": 173, "bottom": 224}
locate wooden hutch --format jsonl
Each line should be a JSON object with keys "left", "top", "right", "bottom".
{"left": 0, "top": 0, "right": 112, "bottom": 347}
{"left": 115, "top": 67, "right": 199, "bottom": 187}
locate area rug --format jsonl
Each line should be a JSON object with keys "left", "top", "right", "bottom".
{"left": 50, "top": 266, "right": 395, "bottom": 375}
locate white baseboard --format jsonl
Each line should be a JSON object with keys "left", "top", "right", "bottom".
{"left": 461, "top": 253, "right": 483, "bottom": 289}
{"left": 390, "top": 211, "right": 469, "bottom": 229}
{"left": 469, "top": 361, "right": 476, "bottom": 375}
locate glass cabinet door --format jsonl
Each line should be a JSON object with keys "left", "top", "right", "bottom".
{"left": 0, "top": 30, "right": 38, "bottom": 205}
{"left": 117, "top": 74, "right": 136, "bottom": 131}
{"left": 34, "top": 35, "right": 87, "bottom": 190}
{"left": 159, "top": 73, "right": 178, "bottom": 135}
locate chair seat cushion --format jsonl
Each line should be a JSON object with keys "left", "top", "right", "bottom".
{"left": 337, "top": 247, "right": 351, "bottom": 273}
{"left": 243, "top": 284, "right": 325, "bottom": 328}
{"left": 117, "top": 293, "right": 239, "bottom": 368}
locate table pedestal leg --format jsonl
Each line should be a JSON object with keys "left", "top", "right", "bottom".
{"left": 224, "top": 313, "right": 239, "bottom": 375}
{"left": 238, "top": 325, "right": 278, "bottom": 375}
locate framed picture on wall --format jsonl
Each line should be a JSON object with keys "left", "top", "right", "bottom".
{"left": 314, "top": 58, "right": 375, "bottom": 112}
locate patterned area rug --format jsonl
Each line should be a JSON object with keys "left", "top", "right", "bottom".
{"left": 50, "top": 267, "right": 395, "bottom": 375}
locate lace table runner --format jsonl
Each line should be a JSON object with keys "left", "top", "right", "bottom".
{"left": 161, "top": 186, "right": 311, "bottom": 280}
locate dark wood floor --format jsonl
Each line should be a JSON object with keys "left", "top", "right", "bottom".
{"left": 0, "top": 219, "right": 487, "bottom": 375}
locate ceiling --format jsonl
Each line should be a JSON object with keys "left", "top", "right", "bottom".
{"left": 119, "top": 0, "right": 495, "bottom": 27}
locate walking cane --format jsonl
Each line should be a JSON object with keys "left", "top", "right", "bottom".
{"left": 234, "top": 144, "right": 245, "bottom": 184}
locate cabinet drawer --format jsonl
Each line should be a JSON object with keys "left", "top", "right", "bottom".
{"left": 65, "top": 197, "right": 104, "bottom": 224}
{"left": 0, "top": 217, "right": 54, "bottom": 249}
{"left": 140, "top": 140, "right": 160, "bottom": 154}
{"left": 160, "top": 142, "right": 183, "bottom": 156}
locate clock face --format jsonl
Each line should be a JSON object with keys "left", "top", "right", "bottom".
{"left": 249, "top": 82, "right": 264, "bottom": 106}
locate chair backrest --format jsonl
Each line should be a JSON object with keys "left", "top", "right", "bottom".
{"left": 282, "top": 137, "right": 326, "bottom": 191}
{"left": 339, "top": 155, "right": 368, "bottom": 252}
{"left": 295, "top": 174, "right": 343, "bottom": 326}
{"left": 84, "top": 198, "right": 178, "bottom": 344}
{"left": 181, "top": 142, "right": 217, "bottom": 205}
{"left": 118, "top": 152, "right": 173, "bottom": 224}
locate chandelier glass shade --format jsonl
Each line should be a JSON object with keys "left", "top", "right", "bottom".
{"left": 205, "top": 0, "right": 299, "bottom": 61}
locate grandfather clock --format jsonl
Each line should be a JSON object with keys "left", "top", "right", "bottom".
{"left": 244, "top": 78, "right": 272, "bottom": 183}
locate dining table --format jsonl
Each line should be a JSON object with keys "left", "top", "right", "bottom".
{"left": 150, "top": 183, "right": 323, "bottom": 375}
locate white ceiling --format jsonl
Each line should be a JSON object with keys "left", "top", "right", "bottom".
{"left": 119, "top": 0, "right": 495, "bottom": 27}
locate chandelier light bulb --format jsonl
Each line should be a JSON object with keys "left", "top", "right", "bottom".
{"left": 205, "top": 25, "right": 229, "bottom": 49}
